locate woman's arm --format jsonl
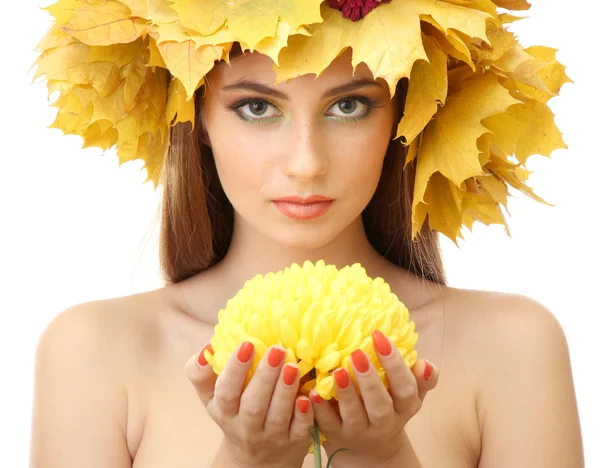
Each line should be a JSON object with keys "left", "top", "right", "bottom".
{"left": 476, "top": 295, "right": 584, "bottom": 467}
{"left": 30, "top": 304, "right": 132, "bottom": 468}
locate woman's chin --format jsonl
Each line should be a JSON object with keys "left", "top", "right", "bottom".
{"left": 265, "top": 226, "right": 341, "bottom": 251}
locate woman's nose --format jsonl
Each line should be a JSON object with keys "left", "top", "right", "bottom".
{"left": 282, "top": 122, "right": 328, "bottom": 181}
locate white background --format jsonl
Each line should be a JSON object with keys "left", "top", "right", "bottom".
{"left": 1, "top": 0, "right": 598, "bottom": 466}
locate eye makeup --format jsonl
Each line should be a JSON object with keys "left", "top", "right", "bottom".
{"left": 225, "top": 94, "right": 385, "bottom": 124}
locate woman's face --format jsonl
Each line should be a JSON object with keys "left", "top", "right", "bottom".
{"left": 200, "top": 49, "right": 396, "bottom": 249}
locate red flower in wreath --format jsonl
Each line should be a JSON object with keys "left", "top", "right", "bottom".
{"left": 328, "top": 0, "right": 391, "bottom": 22}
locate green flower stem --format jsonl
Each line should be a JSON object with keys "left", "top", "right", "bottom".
{"left": 308, "top": 369, "right": 323, "bottom": 468}
{"left": 307, "top": 369, "right": 353, "bottom": 468}
{"left": 310, "top": 422, "right": 322, "bottom": 468}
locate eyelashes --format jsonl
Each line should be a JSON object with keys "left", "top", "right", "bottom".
{"left": 226, "top": 95, "right": 385, "bottom": 124}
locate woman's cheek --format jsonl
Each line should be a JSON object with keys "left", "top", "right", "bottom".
{"left": 212, "top": 139, "right": 268, "bottom": 203}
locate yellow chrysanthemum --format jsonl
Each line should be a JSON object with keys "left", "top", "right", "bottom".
{"left": 205, "top": 260, "right": 418, "bottom": 401}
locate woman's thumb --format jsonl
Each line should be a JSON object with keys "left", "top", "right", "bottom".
{"left": 185, "top": 342, "right": 217, "bottom": 407}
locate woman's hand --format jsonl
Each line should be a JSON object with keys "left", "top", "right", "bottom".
{"left": 309, "top": 330, "right": 439, "bottom": 465}
{"left": 185, "top": 341, "right": 313, "bottom": 468}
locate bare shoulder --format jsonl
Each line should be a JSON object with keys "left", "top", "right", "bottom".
{"left": 439, "top": 287, "right": 583, "bottom": 467}
{"left": 38, "top": 290, "right": 165, "bottom": 368}
{"left": 32, "top": 290, "right": 170, "bottom": 464}
{"left": 440, "top": 286, "right": 570, "bottom": 358}
{"left": 437, "top": 286, "right": 571, "bottom": 380}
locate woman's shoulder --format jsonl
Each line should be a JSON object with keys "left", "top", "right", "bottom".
{"left": 431, "top": 285, "right": 567, "bottom": 367}
{"left": 39, "top": 288, "right": 175, "bottom": 381}
{"left": 441, "top": 286, "right": 564, "bottom": 339}
{"left": 438, "top": 288, "right": 580, "bottom": 465}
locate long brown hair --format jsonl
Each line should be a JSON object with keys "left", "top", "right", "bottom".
{"left": 157, "top": 72, "right": 446, "bottom": 286}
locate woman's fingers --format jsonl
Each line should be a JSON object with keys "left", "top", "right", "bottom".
{"left": 309, "top": 390, "right": 341, "bottom": 434}
{"left": 185, "top": 342, "right": 217, "bottom": 407}
{"left": 411, "top": 358, "right": 439, "bottom": 401}
{"left": 372, "top": 330, "right": 437, "bottom": 417}
{"left": 212, "top": 341, "right": 256, "bottom": 417}
{"left": 238, "top": 345, "right": 287, "bottom": 432}
{"left": 348, "top": 349, "right": 395, "bottom": 426}
{"left": 264, "top": 363, "right": 300, "bottom": 433}
{"left": 332, "top": 368, "right": 368, "bottom": 433}
{"left": 289, "top": 396, "right": 315, "bottom": 443}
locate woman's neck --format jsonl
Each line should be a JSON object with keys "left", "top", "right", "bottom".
{"left": 217, "top": 215, "right": 394, "bottom": 285}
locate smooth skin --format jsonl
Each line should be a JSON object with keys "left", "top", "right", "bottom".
{"left": 185, "top": 333, "right": 439, "bottom": 467}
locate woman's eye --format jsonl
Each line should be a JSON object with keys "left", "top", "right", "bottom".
{"left": 230, "top": 96, "right": 379, "bottom": 123}
{"left": 235, "top": 99, "right": 280, "bottom": 120}
{"left": 327, "top": 98, "right": 370, "bottom": 119}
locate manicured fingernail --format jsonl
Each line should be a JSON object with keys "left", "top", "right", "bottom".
{"left": 351, "top": 349, "right": 370, "bottom": 374}
{"left": 372, "top": 330, "right": 392, "bottom": 357}
{"left": 268, "top": 347, "right": 285, "bottom": 367}
{"left": 197, "top": 343, "right": 213, "bottom": 367}
{"left": 237, "top": 341, "right": 254, "bottom": 363}
{"left": 283, "top": 364, "right": 298, "bottom": 385}
{"left": 334, "top": 368, "right": 350, "bottom": 389}
{"left": 309, "top": 391, "right": 323, "bottom": 404}
{"left": 297, "top": 399, "right": 310, "bottom": 414}
{"left": 424, "top": 360, "right": 434, "bottom": 381}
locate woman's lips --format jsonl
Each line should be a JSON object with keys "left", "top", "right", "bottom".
{"left": 272, "top": 200, "right": 334, "bottom": 220}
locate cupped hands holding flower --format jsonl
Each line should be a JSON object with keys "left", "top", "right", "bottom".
{"left": 185, "top": 261, "right": 439, "bottom": 467}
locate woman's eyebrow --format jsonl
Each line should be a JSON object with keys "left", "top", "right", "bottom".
{"left": 220, "top": 78, "right": 383, "bottom": 100}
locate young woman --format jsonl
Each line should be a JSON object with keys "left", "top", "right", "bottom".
{"left": 29, "top": 1, "right": 583, "bottom": 467}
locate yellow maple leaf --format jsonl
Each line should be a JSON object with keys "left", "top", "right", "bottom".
{"left": 35, "top": 27, "right": 77, "bottom": 52}
{"left": 461, "top": 190, "right": 510, "bottom": 232}
{"left": 119, "top": 0, "right": 177, "bottom": 23}
{"left": 277, "top": 0, "right": 490, "bottom": 97}
{"left": 87, "top": 39, "right": 147, "bottom": 67}
{"left": 43, "top": 0, "right": 82, "bottom": 26}
{"left": 170, "top": 0, "right": 322, "bottom": 50}
{"left": 421, "top": 22, "right": 475, "bottom": 71}
{"left": 482, "top": 99, "right": 567, "bottom": 166}
{"left": 166, "top": 77, "right": 195, "bottom": 127}
{"left": 275, "top": 6, "right": 361, "bottom": 83}
{"left": 350, "top": 0, "right": 491, "bottom": 96}
{"left": 486, "top": 153, "right": 551, "bottom": 206}
{"left": 254, "top": 21, "right": 311, "bottom": 67}
{"left": 396, "top": 33, "right": 448, "bottom": 147}
{"left": 437, "top": 0, "right": 499, "bottom": 16}
{"left": 411, "top": 72, "right": 519, "bottom": 239}
{"left": 62, "top": 0, "right": 148, "bottom": 46}
{"left": 121, "top": 50, "right": 153, "bottom": 110}
{"left": 476, "top": 172, "right": 509, "bottom": 207}
{"left": 524, "top": 47, "right": 573, "bottom": 95}
{"left": 501, "top": 47, "right": 573, "bottom": 103}
{"left": 158, "top": 40, "right": 224, "bottom": 98}
{"left": 146, "top": 35, "right": 167, "bottom": 68}
{"left": 498, "top": 13, "right": 525, "bottom": 25}
{"left": 422, "top": 172, "right": 465, "bottom": 242}
{"left": 82, "top": 120, "right": 118, "bottom": 151}
{"left": 491, "top": 0, "right": 531, "bottom": 10}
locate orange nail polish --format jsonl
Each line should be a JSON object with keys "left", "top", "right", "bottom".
{"left": 424, "top": 360, "right": 434, "bottom": 381}
{"left": 268, "top": 347, "right": 285, "bottom": 367}
{"left": 283, "top": 364, "right": 298, "bottom": 385}
{"left": 372, "top": 330, "right": 392, "bottom": 357}
{"left": 310, "top": 392, "right": 323, "bottom": 404}
{"left": 237, "top": 342, "right": 254, "bottom": 363}
{"left": 334, "top": 368, "right": 350, "bottom": 389}
{"left": 351, "top": 349, "right": 370, "bottom": 374}
{"left": 297, "top": 399, "right": 310, "bottom": 414}
{"left": 197, "top": 343, "right": 213, "bottom": 366}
